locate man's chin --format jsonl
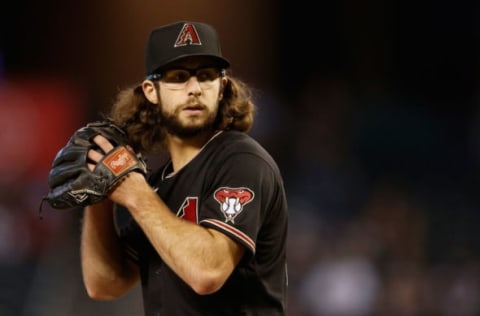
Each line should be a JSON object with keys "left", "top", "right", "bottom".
{"left": 167, "top": 124, "right": 214, "bottom": 138}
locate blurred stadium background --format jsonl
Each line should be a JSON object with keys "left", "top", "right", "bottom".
{"left": 0, "top": 1, "right": 479, "bottom": 315}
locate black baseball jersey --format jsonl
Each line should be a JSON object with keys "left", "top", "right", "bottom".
{"left": 115, "top": 130, "right": 288, "bottom": 316}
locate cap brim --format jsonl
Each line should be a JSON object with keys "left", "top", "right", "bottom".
{"left": 151, "top": 54, "right": 230, "bottom": 74}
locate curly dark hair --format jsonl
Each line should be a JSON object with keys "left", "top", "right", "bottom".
{"left": 106, "top": 75, "right": 256, "bottom": 154}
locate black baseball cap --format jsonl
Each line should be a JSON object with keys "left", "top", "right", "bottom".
{"left": 145, "top": 21, "right": 230, "bottom": 76}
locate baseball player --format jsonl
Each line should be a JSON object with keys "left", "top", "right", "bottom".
{"left": 80, "top": 21, "right": 288, "bottom": 315}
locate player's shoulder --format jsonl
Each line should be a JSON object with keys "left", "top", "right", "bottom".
{"left": 213, "top": 130, "right": 267, "bottom": 155}
{"left": 211, "top": 130, "right": 280, "bottom": 169}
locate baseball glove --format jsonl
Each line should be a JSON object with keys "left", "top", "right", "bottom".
{"left": 44, "top": 120, "right": 148, "bottom": 210}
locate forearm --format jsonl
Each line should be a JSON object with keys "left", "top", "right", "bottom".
{"left": 113, "top": 174, "right": 243, "bottom": 294}
{"left": 80, "top": 200, "right": 139, "bottom": 300}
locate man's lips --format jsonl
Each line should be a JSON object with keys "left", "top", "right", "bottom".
{"left": 182, "top": 104, "right": 204, "bottom": 111}
{"left": 181, "top": 104, "right": 205, "bottom": 115}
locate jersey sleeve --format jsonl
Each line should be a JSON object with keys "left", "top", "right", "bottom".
{"left": 199, "top": 152, "right": 279, "bottom": 255}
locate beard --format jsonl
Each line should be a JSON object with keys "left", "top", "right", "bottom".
{"left": 160, "top": 105, "right": 218, "bottom": 138}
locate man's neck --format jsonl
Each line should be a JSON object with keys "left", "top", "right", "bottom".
{"left": 166, "top": 130, "right": 217, "bottom": 172}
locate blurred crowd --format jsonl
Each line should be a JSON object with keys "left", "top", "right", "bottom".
{"left": 281, "top": 78, "right": 480, "bottom": 316}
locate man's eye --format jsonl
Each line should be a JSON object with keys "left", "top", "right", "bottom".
{"left": 169, "top": 71, "right": 190, "bottom": 82}
{"left": 197, "top": 69, "right": 218, "bottom": 81}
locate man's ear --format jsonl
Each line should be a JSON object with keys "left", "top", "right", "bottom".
{"left": 221, "top": 77, "right": 228, "bottom": 89}
{"left": 142, "top": 80, "right": 158, "bottom": 104}
{"left": 219, "top": 77, "right": 228, "bottom": 100}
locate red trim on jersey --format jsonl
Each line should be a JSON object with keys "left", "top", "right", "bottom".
{"left": 201, "top": 218, "right": 256, "bottom": 253}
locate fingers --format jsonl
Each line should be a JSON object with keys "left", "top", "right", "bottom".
{"left": 87, "top": 135, "right": 115, "bottom": 172}
{"left": 92, "top": 134, "right": 114, "bottom": 153}
{"left": 87, "top": 149, "right": 102, "bottom": 171}
{"left": 87, "top": 162, "right": 96, "bottom": 172}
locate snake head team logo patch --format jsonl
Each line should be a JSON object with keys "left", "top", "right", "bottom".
{"left": 214, "top": 187, "right": 254, "bottom": 223}
{"left": 174, "top": 23, "right": 202, "bottom": 47}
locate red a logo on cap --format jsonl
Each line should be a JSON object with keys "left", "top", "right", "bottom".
{"left": 174, "top": 23, "right": 202, "bottom": 47}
